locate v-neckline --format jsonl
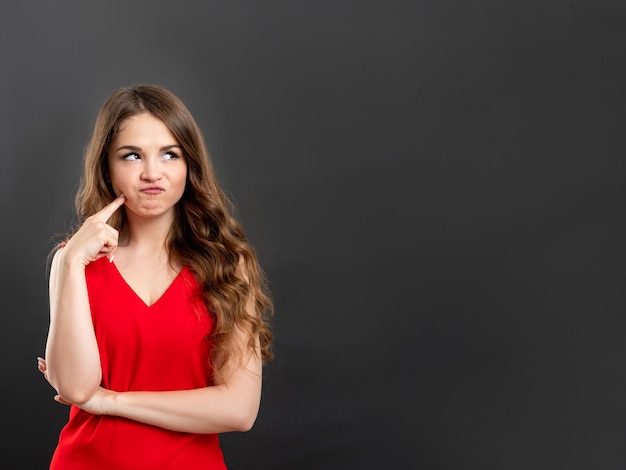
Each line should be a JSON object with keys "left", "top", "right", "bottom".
{"left": 109, "top": 261, "right": 186, "bottom": 308}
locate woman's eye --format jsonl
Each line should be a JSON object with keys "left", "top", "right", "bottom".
{"left": 163, "top": 151, "right": 180, "bottom": 160}
{"left": 123, "top": 153, "right": 140, "bottom": 161}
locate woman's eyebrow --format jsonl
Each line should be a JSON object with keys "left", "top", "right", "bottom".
{"left": 113, "top": 144, "right": 182, "bottom": 152}
{"left": 114, "top": 145, "right": 141, "bottom": 152}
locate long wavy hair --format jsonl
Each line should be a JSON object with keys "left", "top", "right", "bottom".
{"left": 59, "top": 84, "right": 273, "bottom": 373}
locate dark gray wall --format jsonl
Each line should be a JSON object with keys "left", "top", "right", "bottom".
{"left": 2, "top": 1, "right": 626, "bottom": 469}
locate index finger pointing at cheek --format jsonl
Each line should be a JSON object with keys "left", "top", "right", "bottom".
{"left": 94, "top": 194, "right": 126, "bottom": 222}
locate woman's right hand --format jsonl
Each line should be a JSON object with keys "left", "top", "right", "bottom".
{"left": 61, "top": 194, "right": 126, "bottom": 266}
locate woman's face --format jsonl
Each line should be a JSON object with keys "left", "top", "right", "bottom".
{"left": 107, "top": 112, "right": 187, "bottom": 223}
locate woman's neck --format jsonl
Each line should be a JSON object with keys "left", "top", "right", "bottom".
{"left": 120, "top": 212, "right": 173, "bottom": 251}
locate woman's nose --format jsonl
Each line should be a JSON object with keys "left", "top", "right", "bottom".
{"left": 141, "top": 159, "right": 163, "bottom": 181}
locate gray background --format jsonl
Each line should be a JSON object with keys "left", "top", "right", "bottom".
{"left": 2, "top": 1, "right": 626, "bottom": 469}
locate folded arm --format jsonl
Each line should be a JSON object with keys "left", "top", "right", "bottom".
{"left": 41, "top": 326, "right": 263, "bottom": 434}
{"left": 42, "top": 246, "right": 265, "bottom": 434}
{"left": 105, "top": 329, "right": 263, "bottom": 433}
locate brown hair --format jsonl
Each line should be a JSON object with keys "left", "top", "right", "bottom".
{"left": 66, "top": 84, "right": 273, "bottom": 372}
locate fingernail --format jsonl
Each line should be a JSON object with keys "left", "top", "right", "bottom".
{"left": 109, "top": 254, "right": 115, "bottom": 263}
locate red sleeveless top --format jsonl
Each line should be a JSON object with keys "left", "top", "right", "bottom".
{"left": 49, "top": 257, "right": 227, "bottom": 469}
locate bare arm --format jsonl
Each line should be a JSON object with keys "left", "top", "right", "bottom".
{"left": 40, "top": 316, "right": 263, "bottom": 434}
{"left": 45, "top": 195, "right": 125, "bottom": 404}
{"left": 105, "top": 327, "right": 262, "bottom": 433}
{"left": 45, "top": 249, "right": 102, "bottom": 403}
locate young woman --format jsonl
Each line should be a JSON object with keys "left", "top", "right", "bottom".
{"left": 37, "top": 84, "right": 273, "bottom": 469}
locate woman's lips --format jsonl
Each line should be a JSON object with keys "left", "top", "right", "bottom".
{"left": 140, "top": 186, "right": 165, "bottom": 194}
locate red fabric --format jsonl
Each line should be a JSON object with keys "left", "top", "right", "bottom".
{"left": 50, "top": 257, "right": 226, "bottom": 469}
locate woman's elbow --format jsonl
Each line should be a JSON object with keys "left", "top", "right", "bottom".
{"left": 49, "top": 372, "right": 100, "bottom": 405}
{"left": 232, "top": 409, "right": 258, "bottom": 432}
{"left": 228, "top": 399, "right": 260, "bottom": 432}
{"left": 54, "top": 384, "right": 98, "bottom": 405}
